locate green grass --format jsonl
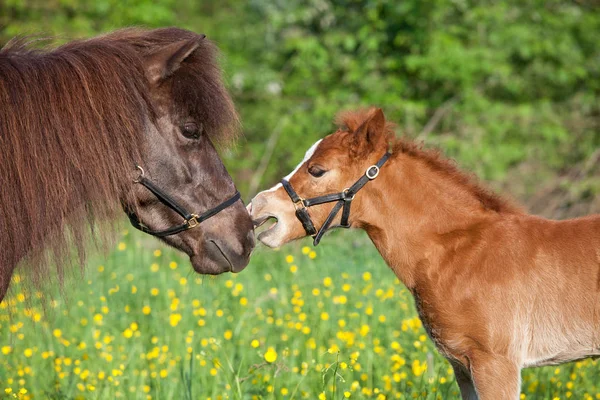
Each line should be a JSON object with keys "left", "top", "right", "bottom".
{"left": 1, "top": 228, "right": 598, "bottom": 399}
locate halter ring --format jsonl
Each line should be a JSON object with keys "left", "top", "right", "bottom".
{"left": 366, "top": 165, "right": 379, "bottom": 180}
{"left": 342, "top": 188, "right": 355, "bottom": 201}
{"left": 133, "top": 165, "right": 145, "bottom": 183}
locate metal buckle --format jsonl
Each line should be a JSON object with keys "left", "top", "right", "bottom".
{"left": 365, "top": 165, "right": 379, "bottom": 180}
{"left": 133, "top": 165, "right": 145, "bottom": 183}
{"left": 293, "top": 197, "right": 306, "bottom": 210}
{"left": 187, "top": 214, "right": 199, "bottom": 228}
{"left": 342, "top": 188, "right": 355, "bottom": 201}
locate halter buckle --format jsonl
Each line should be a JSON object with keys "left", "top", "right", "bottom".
{"left": 187, "top": 214, "right": 200, "bottom": 228}
{"left": 292, "top": 198, "right": 306, "bottom": 210}
{"left": 366, "top": 165, "right": 379, "bottom": 180}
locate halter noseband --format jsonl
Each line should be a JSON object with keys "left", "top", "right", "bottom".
{"left": 281, "top": 152, "right": 391, "bottom": 246}
{"left": 127, "top": 166, "right": 241, "bottom": 237}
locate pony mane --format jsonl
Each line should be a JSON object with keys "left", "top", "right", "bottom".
{"left": 335, "top": 108, "right": 522, "bottom": 214}
{"left": 0, "top": 28, "right": 237, "bottom": 293}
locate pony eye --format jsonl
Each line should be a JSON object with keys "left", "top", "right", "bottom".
{"left": 181, "top": 122, "right": 202, "bottom": 139}
{"left": 308, "top": 165, "right": 327, "bottom": 178}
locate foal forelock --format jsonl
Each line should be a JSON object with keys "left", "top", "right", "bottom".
{"left": 0, "top": 28, "right": 237, "bottom": 292}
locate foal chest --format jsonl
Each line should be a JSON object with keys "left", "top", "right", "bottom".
{"left": 411, "top": 291, "right": 456, "bottom": 359}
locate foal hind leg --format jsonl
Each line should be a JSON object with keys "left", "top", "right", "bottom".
{"left": 450, "top": 360, "right": 478, "bottom": 400}
{"left": 469, "top": 351, "right": 521, "bottom": 400}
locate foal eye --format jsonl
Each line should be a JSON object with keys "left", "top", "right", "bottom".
{"left": 308, "top": 165, "right": 327, "bottom": 178}
{"left": 181, "top": 122, "right": 202, "bottom": 139}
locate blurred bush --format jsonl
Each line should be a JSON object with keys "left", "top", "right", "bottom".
{"left": 1, "top": 0, "right": 598, "bottom": 214}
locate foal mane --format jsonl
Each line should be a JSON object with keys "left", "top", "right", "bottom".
{"left": 336, "top": 109, "right": 522, "bottom": 214}
{"left": 0, "top": 28, "right": 238, "bottom": 292}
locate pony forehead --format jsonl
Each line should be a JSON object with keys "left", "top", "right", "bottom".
{"left": 164, "top": 37, "right": 239, "bottom": 146}
{"left": 99, "top": 27, "right": 240, "bottom": 146}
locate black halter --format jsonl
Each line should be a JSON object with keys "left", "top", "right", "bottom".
{"left": 281, "top": 152, "right": 391, "bottom": 246}
{"left": 127, "top": 166, "right": 241, "bottom": 237}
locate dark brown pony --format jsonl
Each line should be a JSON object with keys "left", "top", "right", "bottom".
{"left": 0, "top": 28, "right": 254, "bottom": 302}
{"left": 250, "top": 108, "right": 600, "bottom": 400}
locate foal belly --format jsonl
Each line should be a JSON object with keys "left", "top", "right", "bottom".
{"left": 524, "top": 348, "right": 600, "bottom": 368}
{"left": 522, "top": 322, "right": 600, "bottom": 367}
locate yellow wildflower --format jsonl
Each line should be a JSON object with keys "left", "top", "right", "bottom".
{"left": 264, "top": 347, "right": 277, "bottom": 363}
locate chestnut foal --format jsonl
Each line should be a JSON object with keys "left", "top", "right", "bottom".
{"left": 249, "top": 108, "right": 600, "bottom": 400}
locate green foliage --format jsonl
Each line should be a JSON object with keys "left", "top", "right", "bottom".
{"left": 1, "top": 0, "right": 598, "bottom": 198}
{"left": 225, "top": 0, "right": 599, "bottom": 189}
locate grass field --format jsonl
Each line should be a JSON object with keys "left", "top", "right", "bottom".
{"left": 1, "top": 228, "right": 598, "bottom": 399}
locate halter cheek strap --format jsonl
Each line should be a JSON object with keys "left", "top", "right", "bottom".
{"left": 281, "top": 151, "right": 391, "bottom": 246}
{"left": 127, "top": 166, "right": 241, "bottom": 237}
{"left": 281, "top": 179, "right": 317, "bottom": 236}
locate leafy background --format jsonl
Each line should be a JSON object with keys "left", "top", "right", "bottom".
{"left": 1, "top": 0, "right": 598, "bottom": 215}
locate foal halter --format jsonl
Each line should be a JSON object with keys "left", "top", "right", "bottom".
{"left": 127, "top": 166, "right": 241, "bottom": 237}
{"left": 281, "top": 152, "right": 391, "bottom": 246}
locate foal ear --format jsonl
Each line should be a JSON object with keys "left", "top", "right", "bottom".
{"left": 352, "top": 108, "right": 387, "bottom": 155}
{"left": 146, "top": 35, "right": 206, "bottom": 83}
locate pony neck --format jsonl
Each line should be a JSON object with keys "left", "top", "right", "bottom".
{"left": 356, "top": 152, "right": 517, "bottom": 288}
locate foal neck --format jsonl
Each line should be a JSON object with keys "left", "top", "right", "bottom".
{"left": 357, "top": 152, "right": 515, "bottom": 288}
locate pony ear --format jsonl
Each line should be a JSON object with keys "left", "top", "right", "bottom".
{"left": 351, "top": 108, "right": 387, "bottom": 155}
{"left": 145, "top": 35, "right": 206, "bottom": 83}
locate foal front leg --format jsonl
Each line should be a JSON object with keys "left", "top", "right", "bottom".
{"left": 469, "top": 351, "right": 521, "bottom": 400}
{"left": 449, "top": 360, "right": 478, "bottom": 400}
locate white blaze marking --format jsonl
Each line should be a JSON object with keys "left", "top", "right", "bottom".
{"left": 284, "top": 138, "right": 322, "bottom": 180}
{"left": 261, "top": 182, "right": 283, "bottom": 194}
{"left": 258, "top": 139, "right": 323, "bottom": 195}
